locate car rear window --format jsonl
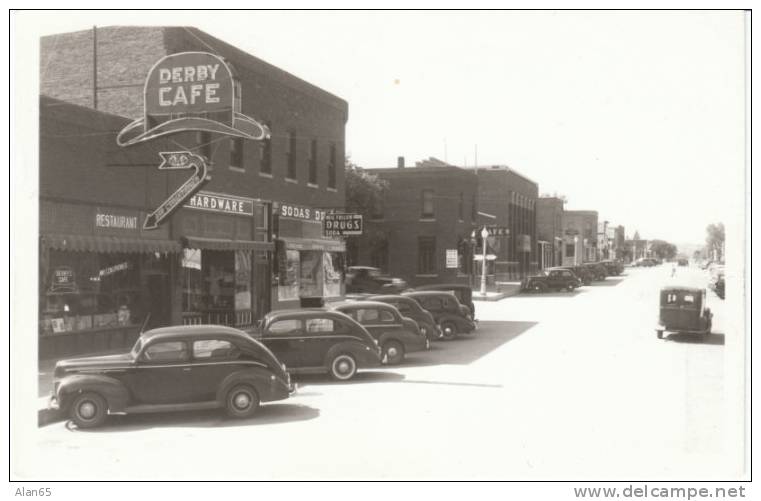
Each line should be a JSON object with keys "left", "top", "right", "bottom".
{"left": 142, "top": 341, "right": 189, "bottom": 362}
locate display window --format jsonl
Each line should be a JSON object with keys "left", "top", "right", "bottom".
{"left": 278, "top": 249, "right": 301, "bottom": 301}
{"left": 299, "top": 251, "right": 322, "bottom": 297}
{"left": 40, "top": 250, "right": 158, "bottom": 335}
{"left": 323, "top": 252, "right": 343, "bottom": 297}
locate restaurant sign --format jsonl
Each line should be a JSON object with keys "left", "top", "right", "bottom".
{"left": 95, "top": 212, "right": 139, "bottom": 231}
{"left": 185, "top": 191, "right": 255, "bottom": 216}
{"left": 50, "top": 266, "right": 77, "bottom": 293}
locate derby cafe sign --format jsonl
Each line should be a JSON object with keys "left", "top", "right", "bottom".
{"left": 117, "top": 52, "right": 268, "bottom": 230}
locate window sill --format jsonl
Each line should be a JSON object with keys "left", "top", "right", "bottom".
{"left": 307, "top": 183, "right": 319, "bottom": 189}
{"left": 326, "top": 187, "right": 337, "bottom": 192}
{"left": 259, "top": 172, "right": 274, "bottom": 179}
{"left": 229, "top": 166, "right": 245, "bottom": 173}
{"left": 285, "top": 178, "right": 298, "bottom": 184}
{"left": 419, "top": 218, "right": 436, "bottom": 222}
{"left": 415, "top": 274, "right": 439, "bottom": 278}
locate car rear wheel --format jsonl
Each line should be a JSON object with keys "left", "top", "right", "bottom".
{"left": 532, "top": 282, "right": 546, "bottom": 293}
{"left": 225, "top": 384, "right": 260, "bottom": 419}
{"left": 441, "top": 321, "right": 458, "bottom": 340}
{"left": 383, "top": 340, "right": 405, "bottom": 365}
{"left": 330, "top": 353, "right": 358, "bottom": 381}
{"left": 70, "top": 392, "right": 108, "bottom": 429}
{"left": 566, "top": 284, "right": 575, "bottom": 291}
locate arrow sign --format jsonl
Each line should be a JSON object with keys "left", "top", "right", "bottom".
{"left": 144, "top": 151, "right": 209, "bottom": 230}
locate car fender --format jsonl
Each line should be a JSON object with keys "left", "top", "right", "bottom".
{"left": 56, "top": 374, "right": 130, "bottom": 413}
{"left": 215, "top": 367, "right": 281, "bottom": 403}
{"left": 324, "top": 340, "right": 380, "bottom": 368}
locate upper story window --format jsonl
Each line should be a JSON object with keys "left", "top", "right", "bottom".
{"left": 328, "top": 143, "right": 337, "bottom": 189}
{"left": 260, "top": 122, "right": 272, "bottom": 175}
{"left": 308, "top": 139, "right": 318, "bottom": 185}
{"left": 286, "top": 131, "right": 297, "bottom": 180}
{"left": 421, "top": 190, "right": 434, "bottom": 218}
{"left": 233, "top": 79, "right": 242, "bottom": 113}
{"left": 230, "top": 137, "right": 243, "bottom": 170}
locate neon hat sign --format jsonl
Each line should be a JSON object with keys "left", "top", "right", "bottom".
{"left": 117, "top": 52, "right": 269, "bottom": 146}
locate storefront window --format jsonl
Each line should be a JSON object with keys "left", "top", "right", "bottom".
{"left": 300, "top": 251, "right": 322, "bottom": 297}
{"left": 40, "top": 251, "right": 149, "bottom": 334}
{"left": 323, "top": 252, "right": 343, "bottom": 297}
{"left": 235, "top": 250, "right": 252, "bottom": 310}
{"left": 278, "top": 249, "right": 300, "bottom": 301}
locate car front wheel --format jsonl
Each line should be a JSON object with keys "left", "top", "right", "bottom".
{"left": 441, "top": 321, "right": 458, "bottom": 339}
{"left": 70, "top": 392, "right": 108, "bottom": 429}
{"left": 330, "top": 353, "right": 358, "bottom": 381}
{"left": 225, "top": 384, "right": 260, "bottom": 419}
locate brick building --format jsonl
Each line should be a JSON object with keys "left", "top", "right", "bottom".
{"left": 39, "top": 27, "right": 348, "bottom": 358}
{"left": 469, "top": 166, "right": 539, "bottom": 280}
{"left": 353, "top": 160, "right": 479, "bottom": 287}
{"left": 562, "top": 210, "right": 599, "bottom": 265}
{"left": 536, "top": 196, "right": 565, "bottom": 269}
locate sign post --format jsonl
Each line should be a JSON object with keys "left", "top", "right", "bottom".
{"left": 480, "top": 227, "right": 489, "bottom": 296}
{"left": 144, "top": 151, "right": 209, "bottom": 230}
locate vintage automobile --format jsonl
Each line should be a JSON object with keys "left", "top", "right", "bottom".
{"left": 253, "top": 309, "right": 382, "bottom": 380}
{"left": 585, "top": 263, "right": 608, "bottom": 280}
{"left": 49, "top": 325, "right": 294, "bottom": 429}
{"left": 412, "top": 283, "right": 476, "bottom": 320}
{"left": 330, "top": 301, "right": 429, "bottom": 364}
{"left": 656, "top": 287, "right": 713, "bottom": 339}
{"left": 345, "top": 266, "right": 408, "bottom": 294}
{"left": 677, "top": 258, "right": 689, "bottom": 267}
{"left": 364, "top": 294, "right": 442, "bottom": 341}
{"left": 521, "top": 268, "right": 582, "bottom": 293}
{"left": 549, "top": 266, "right": 592, "bottom": 286}
{"left": 713, "top": 276, "right": 725, "bottom": 300}
{"left": 402, "top": 291, "right": 476, "bottom": 339}
{"left": 599, "top": 260, "right": 624, "bottom": 276}
{"left": 634, "top": 258, "right": 659, "bottom": 267}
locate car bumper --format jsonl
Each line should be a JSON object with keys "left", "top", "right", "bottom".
{"left": 48, "top": 394, "right": 60, "bottom": 411}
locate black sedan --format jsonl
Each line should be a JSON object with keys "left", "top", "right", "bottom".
{"left": 49, "top": 325, "right": 294, "bottom": 429}
{"left": 253, "top": 309, "right": 382, "bottom": 381}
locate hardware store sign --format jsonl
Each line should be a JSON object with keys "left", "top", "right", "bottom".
{"left": 185, "top": 191, "right": 255, "bottom": 216}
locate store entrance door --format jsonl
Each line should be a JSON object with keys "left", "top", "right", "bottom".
{"left": 145, "top": 273, "right": 170, "bottom": 328}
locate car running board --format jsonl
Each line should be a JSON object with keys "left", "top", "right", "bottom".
{"left": 118, "top": 401, "right": 222, "bottom": 415}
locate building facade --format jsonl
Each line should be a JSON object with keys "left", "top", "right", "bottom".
{"left": 39, "top": 27, "right": 348, "bottom": 358}
{"left": 536, "top": 197, "right": 565, "bottom": 269}
{"left": 353, "top": 162, "right": 479, "bottom": 287}
{"left": 562, "top": 210, "right": 599, "bottom": 266}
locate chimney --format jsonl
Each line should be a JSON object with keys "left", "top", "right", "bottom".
{"left": 397, "top": 156, "right": 405, "bottom": 169}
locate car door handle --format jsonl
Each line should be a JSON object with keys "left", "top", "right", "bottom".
{"left": 183, "top": 367, "right": 192, "bottom": 372}
{"left": 298, "top": 339, "right": 306, "bottom": 343}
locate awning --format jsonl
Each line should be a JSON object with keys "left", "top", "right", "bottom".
{"left": 42, "top": 234, "right": 182, "bottom": 253}
{"left": 182, "top": 236, "right": 274, "bottom": 251}
{"left": 279, "top": 237, "right": 346, "bottom": 252}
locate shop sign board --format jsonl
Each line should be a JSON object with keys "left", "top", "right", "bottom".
{"left": 117, "top": 52, "right": 269, "bottom": 147}
{"left": 95, "top": 212, "right": 139, "bottom": 231}
{"left": 446, "top": 249, "right": 459, "bottom": 268}
{"left": 278, "top": 203, "right": 328, "bottom": 223}
{"left": 323, "top": 213, "right": 363, "bottom": 237}
{"left": 99, "top": 261, "right": 131, "bottom": 278}
{"left": 484, "top": 226, "right": 510, "bottom": 237}
{"left": 144, "top": 151, "right": 209, "bottom": 230}
{"left": 51, "top": 266, "right": 77, "bottom": 293}
{"left": 184, "top": 191, "right": 255, "bottom": 216}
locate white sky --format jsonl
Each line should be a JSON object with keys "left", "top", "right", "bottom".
{"left": 16, "top": 10, "right": 748, "bottom": 245}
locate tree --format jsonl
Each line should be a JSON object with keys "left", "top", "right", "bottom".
{"left": 705, "top": 223, "right": 725, "bottom": 261}
{"left": 344, "top": 158, "right": 390, "bottom": 267}
{"left": 649, "top": 240, "right": 678, "bottom": 260}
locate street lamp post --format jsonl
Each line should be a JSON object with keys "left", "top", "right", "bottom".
{"left": 480, "top": 226, "right": 489, "bottom": 295}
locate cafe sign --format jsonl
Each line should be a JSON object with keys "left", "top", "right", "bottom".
{"left": 117, "top": 52, "right": 269, "bottom": 147}
{"left": 50, "top": 266, "right": 77, "bottom": 293}
{"left": 184, "top": 191, "right": 255, "bottom": 216}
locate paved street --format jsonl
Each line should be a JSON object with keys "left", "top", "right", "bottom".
{"left": 23, "top": 265, "right": 739, "bottom": 480}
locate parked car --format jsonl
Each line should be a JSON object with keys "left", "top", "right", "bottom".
{"left": 412, "top": 283, "right": 476, "bottom": 319}
{"left": 402, "top": 291, "right": 476, "bottom": 339}
{"left": 49, "top": 325, "right": 294, "bottom": 428}
{"left": 330, "top": 301, "right": 429, "bottom": 364}
{"left": 565, "top": 265, "right": 594, "bottom": 285}
{"left": 253, "top": 309, "right": 382, "bottom": 381}
{"left": 364, "top": 294, "right": 442, "bottom": 341}
{"left": 521, "top": 268, "right": 582, "bottom": 293}
{"left": 585, "top": 263, "right": 608, "bottom": 280}
{"left": 345, "top": 266, "right": 408, "bottom": 294}
{"left": 634, "top": 258, "right": 658, "bottom": 267}
{"left": 677, "top": 258, "right": 689, "bottom": 267}
{"left": 599, "top": 260, "right": 624, "bottom": 276}
{"left": 713, "top": 276, "right": 725, "bottom": 300}
{"left": 656, "top": 287, "right": 712, "bottom": 339}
